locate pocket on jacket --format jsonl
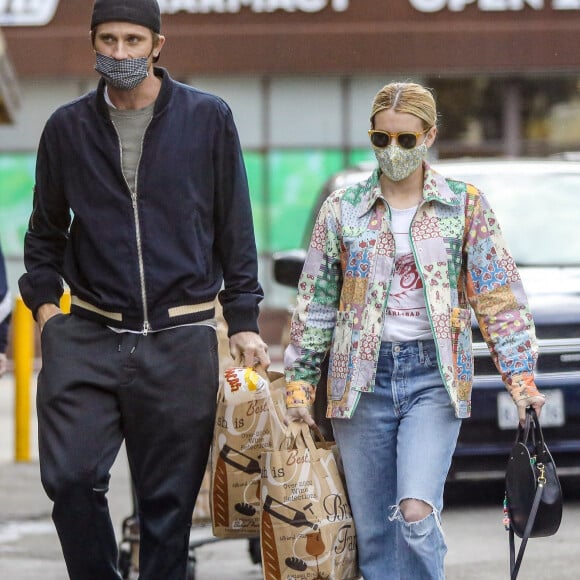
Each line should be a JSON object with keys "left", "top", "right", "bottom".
{"left": 328, "top": 310, "right": 354, "bottom": 401}
{"left": 450, "top": 306, "right": 473, "bottom": 382}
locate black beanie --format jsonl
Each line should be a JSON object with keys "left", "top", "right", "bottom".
{"left": 91, "top": 0, "right": 161, "bottom": 33}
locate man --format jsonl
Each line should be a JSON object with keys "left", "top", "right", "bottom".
{"left": 19, "top": 1, "right": 269, "bottom": 578}
{"left": 0, "top": 242, "right": 10, "bottom": 377}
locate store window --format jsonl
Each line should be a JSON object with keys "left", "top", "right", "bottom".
{"left": 427, "top": 76, "right": 580, "bottom": 158}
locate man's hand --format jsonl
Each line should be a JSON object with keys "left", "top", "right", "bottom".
{"left": 516, "top": 394, "right": 546, "bottom": 424}
{"left": 36, "top": 303, "right": 62, "bottom": 333}
{"left": 285, "top": 406, "right": 316, "bottom": 427}
{"left": 229, "top": 331, "right": 270, "bottom": 369}
{"left": 0, "top": 353, "right": 7, "bottom": 377}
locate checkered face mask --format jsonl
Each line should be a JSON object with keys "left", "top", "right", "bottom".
{"left": 95, "top": 52, "right": 149, "bottom": 91}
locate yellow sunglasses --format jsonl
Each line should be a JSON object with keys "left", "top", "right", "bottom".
{"left": 368, "top": 129, "right": 429, "bottom": 150}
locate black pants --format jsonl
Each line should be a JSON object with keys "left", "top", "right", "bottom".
{"left": 37, "top": 314, "right": 219, "bottom": 580}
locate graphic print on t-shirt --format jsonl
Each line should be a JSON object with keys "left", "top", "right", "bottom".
{"left": 387, "top": 252, "right": 424, "bottom": 316}
{"left": 382, "top": 205, "right": 431, "bottom": 342}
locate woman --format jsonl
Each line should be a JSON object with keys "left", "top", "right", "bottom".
{"left": 284, "top": 82, "right": 545, "bottom": 579}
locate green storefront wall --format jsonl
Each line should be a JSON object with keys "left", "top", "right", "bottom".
{"left": 0, "top": 152, "right": 35, "bottom": 256}
{"left": 0, "top": 149, "right": 375, "bottom": 257}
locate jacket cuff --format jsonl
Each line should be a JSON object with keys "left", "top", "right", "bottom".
{"left": 508, "top": 373, "right": 542, "bottom": 402}
{"left": 286, "top": 380, "right": 316, "bottom": 408}
{"left": 221, "top": 296, "right": 261, "bottom": 337}
{"left": 18, "top": 273, "right": 63, "bottom": 320}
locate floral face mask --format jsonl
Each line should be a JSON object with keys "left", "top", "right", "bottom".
{"left": 373, "top": 141, "right": 429, "bottom": 182}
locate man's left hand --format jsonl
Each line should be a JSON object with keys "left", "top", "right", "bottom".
{"left": 229, "top": 331, "right": 270, "bottom": 369}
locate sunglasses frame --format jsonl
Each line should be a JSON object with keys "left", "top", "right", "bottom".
{"left": 368, "top": 128, "right": 429, "bottom": 150}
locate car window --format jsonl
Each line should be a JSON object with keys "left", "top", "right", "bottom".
{"left": 444, "top": 170, "right": 580, "bottom": 267}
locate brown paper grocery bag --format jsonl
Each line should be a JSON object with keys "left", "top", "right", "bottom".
{"left": 260, "top": 423, "right": 359, "bottom": 580}
{"left": 210, "top": 370, "right": 287, "bottom": 538}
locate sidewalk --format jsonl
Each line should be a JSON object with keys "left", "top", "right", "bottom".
{"left": 0, "top": 372, "right": 266, "bottom": 579}
{"left": 2, "top": 370, "right": 580, "bottom": 579}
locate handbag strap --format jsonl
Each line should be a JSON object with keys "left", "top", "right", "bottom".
{"left": 509, "top": 409, "right": 547, "bottom": 580}
{"left": 509, "top": 479, "right": 544, "bottom": 579}
{"left": 515, "top": 407, "right": 550, "bottom": 467}
{"left": 530, "top": 409, "right": 550, "bottom": 462}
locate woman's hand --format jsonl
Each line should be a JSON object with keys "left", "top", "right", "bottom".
{"left": 285, "top": 406, "right": 316, "bottom": 427}
{"left": 516, "top": 394, "right": 546, "bottom": 424}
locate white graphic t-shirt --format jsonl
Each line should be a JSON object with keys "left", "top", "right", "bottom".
{"left": 381, "top": 205, "right": 432, "bottom": 342}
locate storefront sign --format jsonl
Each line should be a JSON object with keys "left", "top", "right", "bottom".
{"left": 0, "top": 0, "right": 349, "bottom": 27}
{"left": 3, "top": 0, "right": 580, "bottom": 27}
{"left": 410, "top": 0, "right": 580, "bottom": 10}
{"left": 158, "top": 0, "right": 349, "bottom": 12}
{"left": 0, "top": 0, "right": 58, "bottom": 26}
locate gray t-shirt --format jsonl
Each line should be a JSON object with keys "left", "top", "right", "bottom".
{"left": 108, "top": 101, "right": 155, "bottom": 195}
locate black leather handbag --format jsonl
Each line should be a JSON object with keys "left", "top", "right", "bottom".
{"left": 504, "top": 407, "right": 563, "bottom": 579}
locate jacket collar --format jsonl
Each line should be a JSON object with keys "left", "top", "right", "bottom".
{"left": 95, "top": 66, "right": 173, "bottom": 118}
{"left": 358, "top": 161, "right": 463, "bottom": 217}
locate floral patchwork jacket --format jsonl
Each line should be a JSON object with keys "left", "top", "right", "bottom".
{"left": 284, "top": 163, "right": 540, "bottom": 420}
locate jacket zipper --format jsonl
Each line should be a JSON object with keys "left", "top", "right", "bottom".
{"left": 112, "top": 119, "right": 153, "bottom": 335}
{"left": 131, "top": 189, "right": 150, "bottom": 335}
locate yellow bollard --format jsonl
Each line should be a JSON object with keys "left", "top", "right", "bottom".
{"left": 13, "top": 297, "right": 34, "bottom": 462}
{"left": 60, "top": 291, "right": 71, "bottom": 314}
{"left": 12, "top": 292, "right": 71, "bottom": 462}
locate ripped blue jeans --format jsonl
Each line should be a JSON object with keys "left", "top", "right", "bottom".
{"left": 332, "top": 340, "right": 462, "bottom": 580}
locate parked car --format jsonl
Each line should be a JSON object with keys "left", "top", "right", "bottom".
{"left": 274, "top": 158, "right": 580, "bottom": 481}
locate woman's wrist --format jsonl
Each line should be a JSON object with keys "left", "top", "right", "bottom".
{"left": 286, "top": 380, "right": 316, "bottom": 407}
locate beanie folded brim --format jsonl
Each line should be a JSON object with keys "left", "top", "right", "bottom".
{"left": 91, "top": 0, "right": 161, "bottom": 33}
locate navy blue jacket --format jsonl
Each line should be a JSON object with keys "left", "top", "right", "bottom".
{"left": 0, "top": 243, "right": 10, "bottom": 353}
{"left": 19, "top": 68, "right": 263, "bottom": 335}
